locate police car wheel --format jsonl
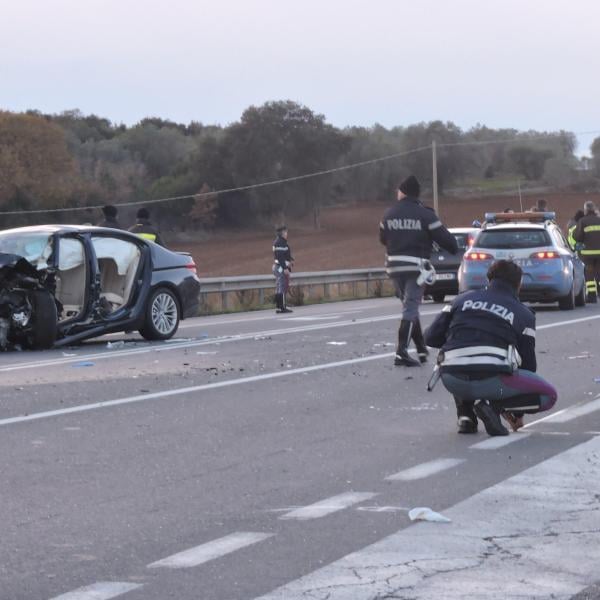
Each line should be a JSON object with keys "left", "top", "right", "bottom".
{"left": 432, "top": 293, "right": 445, "bottom": 303}
{"left": 558, "top": 284, "right": 575, "bottom": 311}
{"left": 139, "top": 287, "right": 180, "bottom": 340}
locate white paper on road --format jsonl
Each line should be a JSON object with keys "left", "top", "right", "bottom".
{"left": 255, "top": 435, "right": 600, "bottom": 600}
{"left": 408, "top": 507, "right": 451, "bottom": 523}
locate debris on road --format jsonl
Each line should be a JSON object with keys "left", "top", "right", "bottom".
{"left": 568, "top": 352, "right": 592, "bottom": 360}
{"left": 72, "top": 361, "right": 95, "bottom": 368}
{"left": 62, "top": 352, "right": 77, "bottom": 357}
{"left": 327, "top": 341, "right": 347, "bottom": 346}
{"left": 106, "top": 340, "right": 126, "bottom": 349}
{"left": 408, "top": 507, "right": 451, "bottom": 523}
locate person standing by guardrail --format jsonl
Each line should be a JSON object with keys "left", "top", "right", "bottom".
{"left": 273, "top": 224, "right": 294, "bottom": 313}
{"left": 573, "top": 200, "right": 600, "bottom": 303}
{"left": 379, "top": 175, "right": 458, "bottom": 367}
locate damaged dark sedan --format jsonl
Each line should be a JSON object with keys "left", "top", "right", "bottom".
{"left": 0, "top": 225, "right": 201, "bottom": 350}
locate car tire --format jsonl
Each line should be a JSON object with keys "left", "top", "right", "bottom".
{"left": 28, "top": 290, "right": 58, "bottom": 349}
{"left": 432, "top": 293, "right": 445, "bottom": 303}
{"left": 558, "top": 284, "right": 575, "bottom": 311}
{"left": 139, "top": 287, "right": 180, "bottom": 341}
{"left": 575, "top": 281, "right": 586, "bottom": 307}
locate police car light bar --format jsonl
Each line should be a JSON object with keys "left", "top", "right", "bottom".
{"left": 483, "top": 211, "right": 556, "bottom": 224}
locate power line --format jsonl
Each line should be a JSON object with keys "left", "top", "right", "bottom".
{"left": 0, "top": 144, "right": 433, "bottom": 216}
{"left": 1, "top": 129, "right": 598, "bottom": 217}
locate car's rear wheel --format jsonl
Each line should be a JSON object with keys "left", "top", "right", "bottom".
{"left": 27, "top": 290, "right": 58, "bottom": 349}
{"left": 558, "top": 284, "right": 575, "bottom": 311}
{"left": 139, "top": 287, "right": 180, "bottom": 340}
{"left": 575, "top": 281, "right": 586, "bottom": 307}
{"left": 431, "top": 293, "right": 446, "bottom": 303}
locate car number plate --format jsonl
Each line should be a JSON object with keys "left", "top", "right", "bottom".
{"left": 436, "top": 273, "right": 455, "bottom": 280}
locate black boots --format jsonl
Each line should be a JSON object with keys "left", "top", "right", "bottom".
{"left": 394, "top": 320, "right": 421, "bottom": 367}
{"left": 275, "top": 293, "right": 293, "bottom": 314}
{"left": 455, "top": 398, "right": 478, "bottom": 434}
{"left": 411, "top": 318, "right": 429, "bottom": 364}
{"left": 474, "top": 399, "right": 509, "bottom": 436}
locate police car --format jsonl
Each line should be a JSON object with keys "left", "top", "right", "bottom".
{"left": 458, "top": 212, "right": 586, "bottom": 310}
{"left": 426, "top": 227, "right": 479, "bottom": 302}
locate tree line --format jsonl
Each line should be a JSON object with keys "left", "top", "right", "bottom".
{"left": 1, "top": 101, "right": 598, "bottom": 230}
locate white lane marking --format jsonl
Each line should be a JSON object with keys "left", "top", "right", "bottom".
{"left": 385, "top": 458, "right": 465, "bottom": 481}
{"left": 255, "top": 436, "right": 600, "bottom": 600}
{"left": 538, "top": 396, "right": 600, "bottom": 424}
{"left": 469, "top": 433, "right": 531, "bottom": 450}
{"left": 356, "top": 505, "right": 410, "bottom": 513}
{"left": 177, "top": 306, "right": 367, "bottom": 328}
{"left": 285, "top": 315, "right": 343, "bottom": 321}
{"left": 148, "top": 532, "right": 273, "bottom": 569}
{"left": 0, "top": 311, "right": 437, "bottom": 373}
{"left": 49, "top": 582, "right": 142, "bottom": 600}
{"left": 0, "top": 352, "right": 396, "bottom": 427}
{"left": 279, "top": 492, "right": 378, "bottom": 521}
{"left": 4, "top": 307, "right": 595, "bottom": 375}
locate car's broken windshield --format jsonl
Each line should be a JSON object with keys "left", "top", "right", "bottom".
{"left": 0, "top": 232, "right": 53, "bottom": 269}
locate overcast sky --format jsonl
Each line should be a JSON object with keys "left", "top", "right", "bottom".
{"left": 2, "top": 0, "right": 599, "bottom": 153}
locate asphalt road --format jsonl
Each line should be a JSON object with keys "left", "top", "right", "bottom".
{"left": 2, "top": 297, "right": 600, "bottom": 600}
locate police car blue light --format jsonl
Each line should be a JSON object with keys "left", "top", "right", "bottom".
{"left": 458, "top": 212, "right": 586, "bottom": 310}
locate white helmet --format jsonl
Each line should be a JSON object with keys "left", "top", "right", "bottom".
{"left": 417, "top": 260, "right": 436, "bottom": 286}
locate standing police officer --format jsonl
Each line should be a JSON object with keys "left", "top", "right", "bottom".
{"left": 379, "top": 175, "right": 458, "bottom": 367}
{"left": 273, "top": 225, "right": 294, "bottom": 314}
{"left": 573, "top": 201, "right": 600, "bottom": 303}
{"left": 425, "top": 260, "right": 557, "bottom": 435}
{"left": 129, "top": 208, "right": 166, "bottom": 247}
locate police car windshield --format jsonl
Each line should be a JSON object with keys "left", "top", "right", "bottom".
{"left": 476, "top": 229, "right": 551, "bottom": 249}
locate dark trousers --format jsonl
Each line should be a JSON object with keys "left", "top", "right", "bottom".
{"left": 582, "top": 255, "right": 600, "bottom": 296}
{"left": 441, "top": 369, "right": 557, "bottom": 415}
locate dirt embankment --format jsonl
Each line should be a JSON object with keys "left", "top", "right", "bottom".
{"left": 170, "top": 192, "right": 600, "bottom": 277}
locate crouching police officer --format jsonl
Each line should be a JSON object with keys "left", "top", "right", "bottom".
{"left": 379, "top": 175, "right": 458, "bottom": 367}
{"left": 424, "top": 260, "right": 557, "bottom": 436}
{"left": 273, "top": 225, "right": 294, "bottom": 313}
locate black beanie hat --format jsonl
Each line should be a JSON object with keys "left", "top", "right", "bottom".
{"left": 398, "top": 175, "right": 420, "bottom": 197}
{"left": 137, "top": 207, "right": 150, "bottom": 219}
{"left": 102, "top": 204, "right": 117, "bottom": 218}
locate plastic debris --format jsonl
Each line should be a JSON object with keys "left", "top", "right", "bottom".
{"left": 327, "top": 341, "right": 347, "bottom": 346}
{"left": 106, "top": 341, "right": 126, "bottom": 349}
{"left": 568, "top": 352, "right": 591, "bottom": 360}
{"left": 408, "top": 507, "right": 452, "bottom": 523}
{"left": 62, "top": 352, "right": 77, "bottom": 357}
{"left": 594, "top": 378, "right": 600, "bottom": 384}
{"left": 72, "top": 361, "right": 95, "bottom": 368}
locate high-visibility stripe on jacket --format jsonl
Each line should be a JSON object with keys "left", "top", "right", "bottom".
{"left": 574, "top": 213, "right": 600, "bottom": 255}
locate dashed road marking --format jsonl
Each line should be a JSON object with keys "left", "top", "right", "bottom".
{"left": 540, "top": 396, "right": 600, "bottom": 424}
{"left": 385, "top": 458, "right": 465, "bottom": 481}
{"left": 147, "top": 532, "right": 274, "bottom": 569}
{"left": 469, "top": 433, "right": 531, "bottom": 449}
{"left": 279, "top": 492, "right": 378, "bottom": 521}
{"left": 48, "top": 582, "right": 142, "bottom": 600}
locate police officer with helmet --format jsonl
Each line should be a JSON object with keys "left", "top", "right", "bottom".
{"left": 379, "top": 175, "right": 458, "bottom": 367}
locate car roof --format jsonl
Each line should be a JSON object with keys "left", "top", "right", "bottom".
{"left": 449, "top": 227, "right": 478, "bottom": 234}
{"left": 0, "top": 224, "right": 141, "bottom": 237}
{"left": 480, "top": 222, "right": 549, "bottom": 231}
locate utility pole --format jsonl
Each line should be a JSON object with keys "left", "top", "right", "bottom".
{"left": 517, "top": 180, "right": 523, "bottom": 212}
{"left": 432, "top": 141, "right": 439, "bottom": 214}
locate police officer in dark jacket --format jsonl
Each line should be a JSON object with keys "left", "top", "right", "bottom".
{"left": 96, "top": 205, "right": 122, "bottom": 229}
{"left": 379, "top": 175, "right": 458, "bottom": 367}
{"left": 129, "top": 208, "right": 165, "bottom": 247}
{"left": 272, "top": 225, "right": 294, "bottom": 313}
{"left": 425, "top": 260, "right": 557, "bottom": 435}
{"left": 573, "top": 201, "right": 600, "bottom": 303}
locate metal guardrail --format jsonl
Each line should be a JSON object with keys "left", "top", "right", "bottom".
{"left": 198, "top": 268, "right": 387, "bottom": 292}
